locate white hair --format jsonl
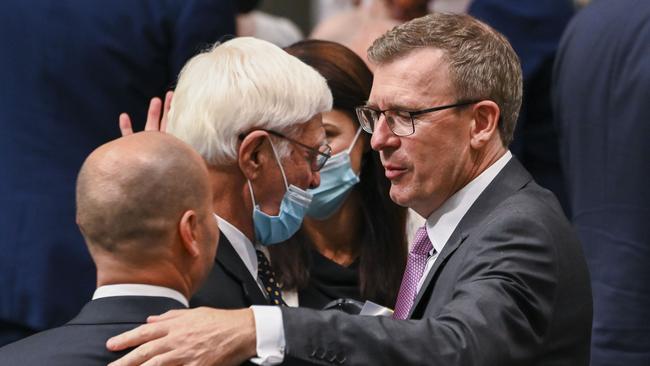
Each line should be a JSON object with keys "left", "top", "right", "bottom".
{"left": 167, "top": 37, "right": 333, "bottom": 166}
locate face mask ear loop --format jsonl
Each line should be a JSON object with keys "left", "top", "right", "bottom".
{"left": 346, "top": 127, "right": 363, "bottom": 154}
{"left": 247, "top": 180, "right": 258, "bottom": 208}
{"left": 268, "top": 136, "right": 290, "bottom": 191}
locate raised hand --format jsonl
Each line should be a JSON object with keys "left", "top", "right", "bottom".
{"left": 119, "top": 90, "right": 174, "bottom": 136}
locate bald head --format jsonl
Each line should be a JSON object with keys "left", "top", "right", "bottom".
{"left": 76, "top": 132, "right": 212, "bottom": 261}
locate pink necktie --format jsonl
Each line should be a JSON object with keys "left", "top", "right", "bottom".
{"left": 393, "top": 226, "right": 434, "bottom": 319}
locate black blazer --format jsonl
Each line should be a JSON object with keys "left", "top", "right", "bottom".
{"left": 281, "top": 158, "right": 592, "bottom": 365}
{"left": 191, "top": 232, "right": 269, "bottom": 308}
{"left": 0, "top": 296, "right": 185, "bottom": 365}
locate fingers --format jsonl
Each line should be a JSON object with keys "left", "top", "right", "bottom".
{"left": 106, "top": 322, "right": 168, "bottom": 352}
{"left": 144, "top": 97, "right": 163, "bottom": 131}
{"left": 139, "top": 350, "right": 185, "bottom": 366}
{"left": 119, "top": 113, "right": 134, "bottom": 136}
{"left": 147, "top": 309, "right": 187, "bottom": 323}
{"left": 160, "top": 90, "right": 174, "bottom": 132}
{"left": 121, "top": 93, "right": 169, "bottom": 136}
{"left": 108, "top": 337, "right": 174, "bottom": 366}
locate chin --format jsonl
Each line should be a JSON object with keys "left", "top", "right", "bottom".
{"left": 389, "top": 186, "right": 412, "bottom": 208}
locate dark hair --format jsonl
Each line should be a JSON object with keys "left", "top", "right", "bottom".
{"left": 270, "top": 40, "right": 407, "bottom": 307}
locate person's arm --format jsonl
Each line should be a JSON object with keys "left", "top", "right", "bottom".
{"left": 280, "top": 208, "right": 565, "bottom": 365}
{"left": 106, "top": 307, "right": 257, "bottom": 366}
{"left": 107, "top": 206, "right": 568, "bottom": 365}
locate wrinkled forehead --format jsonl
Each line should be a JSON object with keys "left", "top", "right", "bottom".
{"left": 369, "top": 48, "right": 454, "bottom": 108}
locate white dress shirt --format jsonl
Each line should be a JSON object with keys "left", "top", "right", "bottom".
{"left": 250, "top": 151, "right": 513, "bottom": 365}
{"left": 92, "top": 284, "right": 189, "bottom": 308}
{"left": 216, "top": 215, "right": 268, "bottom": 296}
{"left": 216, "top": 215, "right": 297, "bottom": 305}
{"left": 216, "top": 215, "right": 287, "bottom": 365}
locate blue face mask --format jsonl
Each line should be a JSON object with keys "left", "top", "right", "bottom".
{"left": 307, "top": 127, "right": 362, "bottom": 220}
{"left": 249, "top": 138, "right": 313, "bottom": 246}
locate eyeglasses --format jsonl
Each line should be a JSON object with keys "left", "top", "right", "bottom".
{"left": 264, "top": 130, "right": 332, "bottom": 172}
{"left": 355, "top": 100, "right": 480, "bottom": 137}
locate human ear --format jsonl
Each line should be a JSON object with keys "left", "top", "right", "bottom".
{"left": 469, "top": 100, "right": 500, "bottom": 149}
{"left": 238, "top": 130, "right": 270, "bottom": 180}
{"left": 179, "top": 210, "right": 200, "bottom": 258}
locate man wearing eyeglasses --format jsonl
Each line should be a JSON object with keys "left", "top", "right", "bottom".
{"left": 177, "top": 37, "right": 333, "bottom": 315}
{"left": 106, "top": 13, "right": 591, "bottom": 366}
{"left": 118, "top": 37, "right": 333, "bottom": 319}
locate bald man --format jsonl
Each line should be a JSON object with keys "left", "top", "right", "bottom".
{"left": 0, "top": 132, "right": 219, "bottom": 365}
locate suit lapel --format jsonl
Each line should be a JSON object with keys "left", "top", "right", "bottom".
{"left": 408, "top": 157, "right": 533, "bottom": 318}
{"left": 67, "top": 296, "right": 185, "bottom": 325}
{"left": 215, "top": 232, "right": 269, "bottom": 305}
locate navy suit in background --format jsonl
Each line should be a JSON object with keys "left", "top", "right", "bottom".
{"left": 0, "top": 0, "right": 235, "bottom": 345}
{"left": 553, "top": 0, "right": 650, "bottom": 364}
{"left": 469, "top": 0, "right": 575, "bottom": 213}
{"left": 0, "top": 296, "right": 185, "bottom": 365}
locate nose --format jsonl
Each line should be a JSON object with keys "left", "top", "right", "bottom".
{"left": 370, "top": 115, "right": 400, "bottom": 152}
{"left": 309, "top": 171, "right": 321, "bottom": 189}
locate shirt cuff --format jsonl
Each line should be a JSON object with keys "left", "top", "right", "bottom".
{"left": 250, "top": 305, "right": 285, "bottom": 365}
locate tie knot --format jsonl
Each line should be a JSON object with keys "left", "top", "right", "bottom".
{"left": 411, "top": 226, "right": 433, "bottom": 255}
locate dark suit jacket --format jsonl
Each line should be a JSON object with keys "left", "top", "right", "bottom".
{"left": 191, "top": 232, "right": 269, "bottom": 308}
{"left": 0, "top": 0, "right": 235, "bottom": 346}
{"left": 0, "top": 296, "right": 185, "bottom": 365}
{"left": 553, "top": 1, "right": 650, "bottom": 364}
{"left": 281, "top": 158, "right": 592, "bottom": 365}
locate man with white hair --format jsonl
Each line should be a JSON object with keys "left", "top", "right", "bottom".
{"left": 153, "top": 37, "right": 333, "bottom": 312}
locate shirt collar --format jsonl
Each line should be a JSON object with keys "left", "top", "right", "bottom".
{"left": 215, "top": 215, "right": 265, "bottom": 279}
{"left": 92, "top": 284, "right": 189, "bottom": 307}
{"left": 425, "top": 151, "right": 512, "bottom": 253}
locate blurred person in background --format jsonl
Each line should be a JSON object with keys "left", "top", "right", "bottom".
{"left": 270, "top": 40, "right": 407, "bottom": 309}
{"left": 553, "top": 0, "right": 650, "bottom": 364}
{"left": 311, "top": 0, "right": 428, "bottom": 67}
{"left": 573, "top": 0, "right": 591, "bottom": 8}
{"left": 311, "top": 0, "right": 431, "bottom": 242}
{"left": 236, "top": 0, "right": 303, "bottom": 48}
{"left": 468, "top": 0, "right": 575, "bottom": 213}
{"left": 0, "top": 0, "right": 235, "bottom": 346}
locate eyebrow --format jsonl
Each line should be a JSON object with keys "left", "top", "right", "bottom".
{"left": 364, "top": 99, "right": 423, "bottom": 111}
{"left": 322, "top": 120, "right": 340, "bottom": 128}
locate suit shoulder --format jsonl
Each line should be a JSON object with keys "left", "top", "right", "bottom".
{"left": 490, "top": 181, "right": 569, "bottom": 229}
{"left": 0, "top": 323, "right": 137, "bottom": 365}
{"left": 465, "top": 181, "right": 578, "bottom": 260}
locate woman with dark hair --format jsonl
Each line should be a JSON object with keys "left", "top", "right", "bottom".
{"left": 269, "top": 39, "right": 408, "bottom": 309}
